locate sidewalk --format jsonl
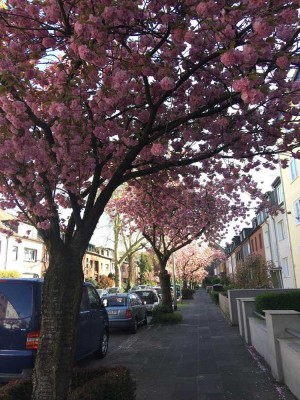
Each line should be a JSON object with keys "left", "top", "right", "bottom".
{"left": 100, "top": 289, "right": 297, "bottom": 400}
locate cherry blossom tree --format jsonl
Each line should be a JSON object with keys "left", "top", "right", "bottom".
{"left": 174, "top": 243, "right": 224, "bottom": 288}
{"left": 0, "top": 1, "right": 299, "bottom": 398}
{"left": 112, "top": 170, "right": 261, "bottom": 309}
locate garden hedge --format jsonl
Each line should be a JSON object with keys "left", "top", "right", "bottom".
{"left": 255, "top": 291, "right": 300, "bottom": 315}
{"left": 181, "top": 288, "right": 194, "bottom": 299}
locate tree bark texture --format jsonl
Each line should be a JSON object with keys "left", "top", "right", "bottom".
{"left": 159, "top": 268, "right": 173, "bottom": 312}
{"left": 127, "top": 252, "right": 135, "bottom": 289}
{"left": 32, "top": 241, "right": 84, "bottom": 400}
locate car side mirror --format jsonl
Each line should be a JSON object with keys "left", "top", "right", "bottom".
{"left": 143, "top": 301, "right": 146, "bottom": 305}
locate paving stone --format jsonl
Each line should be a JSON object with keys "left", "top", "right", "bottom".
{"left": 93, "top": 289, "right": 297, "bottom": 400}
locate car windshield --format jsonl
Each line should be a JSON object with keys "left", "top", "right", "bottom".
{"left": 105, "top": 296, "right": 127, "bottom": 307}
{"left": 0, "top": 282, "right": 33, "bottom": 330}
{"left": 136, "top": 291, "right": 157, "bottom": 301}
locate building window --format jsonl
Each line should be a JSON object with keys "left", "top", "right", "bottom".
{"left": 24, "top": 248, "right": 37, "bottom": 262}
{"left": 259, "top": 233, "right": 263, "bottom": 249}
{"left": 12, "top": 246, "right": 18, "bottom": 260}
{"left": 281, "top": 258, "right": 290, "bottom": 278}
{"left": 275, "top": 184, "right": 284, "bottom": 205}
{"left": 277, "top": 220, "right": 285, "bottom": 241}
{"left": 290, "top": 158, "right": 298, "bottom": 181}
{"left": 294, "top": 198, "right": 300, "bottom": 225}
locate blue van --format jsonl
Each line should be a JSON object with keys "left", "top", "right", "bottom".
{"left": 0, "top": 279, "right": 109, "bottom": 382}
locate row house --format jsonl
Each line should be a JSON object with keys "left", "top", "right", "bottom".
{"left": 280, "top": 154, "right": 300, "bottom": 287}
{"left": 83, "top": 245, "right": 115, "bottom": 281}
{"left": 0, "top": 210, "right": 46, "bottom": 277}
{"left": 0, "top": 210, "right": 117, "bottom": 282}
{"left": 225, "top": 176, "right": 297, "bottom": 289}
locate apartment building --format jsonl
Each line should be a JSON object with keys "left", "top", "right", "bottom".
{"left": 224, "top": 177, "right": 296, "bottom": 288}
{"left": 0, "top": 210, "right": 45, "bottom": 277}
{"left": 279, "top": 156, "right": 300, "bottom": 286}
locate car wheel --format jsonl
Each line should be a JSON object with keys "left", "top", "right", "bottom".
{"left": 143, "top": 313, "right": 148, "bottom": 326}
{"left": 94, "top": 329, "right": 108, "bottom": 359}
{"left": 130, "top": 318, "right": 138, "bottom": 334}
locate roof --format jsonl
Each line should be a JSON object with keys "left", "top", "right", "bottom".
{"left": 0, "top": 209, "right": 16, "bottom": 221}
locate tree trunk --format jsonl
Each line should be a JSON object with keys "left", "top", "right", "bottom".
{"left": 113, "top": 217, "right": 121, "bottom": 288}
{"left": 127, "top": 252, "right": 135, "bottom": 289}
{"left": 159, "top": 267, "right": 173, "bottom": 313}
{"left": 32, "top": 241, "right": 84, "bottom": 400}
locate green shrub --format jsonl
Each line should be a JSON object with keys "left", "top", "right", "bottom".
{"left": 69, "top": 366, "right": 136, "bottom": 400}
{"left": 71, "top": 367, "right": 111, "bottom": 391}
{"left": 255, "top": 291, "right": 300, "bottom": 315}
{"left": 0, "top": 379, "right": 32, "bottom": 400}
{"left": 210, "top": 291, "right": 220, "bottom": 304}
{"left": 151, "top": 311, "right": 182, "bottom": 325}
{"left": 181, "top": 288, "right": 194, "bottom": 299}
{"left": 202, "top": 276, "right": 221, "bottom": 288}
{"left": 152, "top": 304, "right": 173, "bottom": 316}
{"left": 0, "top": 367, "right": 136, "bottom": 400}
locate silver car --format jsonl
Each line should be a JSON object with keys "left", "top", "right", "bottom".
{"left": 102, "top": 293, "right": 147, "bottom": 333}
{"left": 135, "top": 289, "right": 160, "bottom": 313}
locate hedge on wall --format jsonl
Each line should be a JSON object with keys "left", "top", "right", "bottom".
{"left": 255, "top": 291, "right": 300, "bottom": 315}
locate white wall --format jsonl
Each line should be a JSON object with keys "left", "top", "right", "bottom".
{"left": 262, "top": 212, "right": 296, "bottom": 289}
{"left": 0, "top": 223, "right": 44, "bottom": 277}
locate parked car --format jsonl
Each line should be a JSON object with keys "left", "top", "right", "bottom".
{"left": 151, "top": 286, "right": 162, "bottom": 300}
{"left": 0, "top": 279, "right": 109, "bottom": 383}
{"left": 96, "top": 288, "right": 108, "bottom": 298}
{"left": 129, "top": 285, "right": 142, "bottom": 292}
{"left": 21, "top": 272, "right": 39, "bottom": 278}
{"left": 134, "top": 289, "right": 160, "bottom": 313}
{"left": 107, "top": 287, "right": 120, "bottom": 294}
{"left": 170, "top": 284, "right": 182, "bottom": 300}
{"left": 102, "top": 293, "right": 147, "bottom": 333}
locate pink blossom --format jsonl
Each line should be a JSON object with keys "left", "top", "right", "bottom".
{"left": 232, "top": 77, "right": 251, "bottom": 93}
{"left": 196, "top": 1, "right": 217, "bottom": 18}
{"left": 78, "top": 45, "right": 91, "bottom": 61}
{"left": 42, "top": 37, "right": 56, "bottom": 48}
{"left": 220, "top": 49, "right": 238, "bottom": 67}
{"left": 74, "top": 22, "right": 84, "bottom": 36}
{"left": 248, "top": 0, "right": 266, "bottom": 8}
{"left": 37, "top": 220, "right": 51, "bottom": 230}
{"left": 276, "top": 56, "right": 290, "bottom": 70}
{"left": 241, "top": 45, "right": 258, "bottom": 67}
{"left": 160, "top": 77, "right": 175, "bottom": 91}
{"left": 150, "top": 143, "right": 165, "bottom": 156}
{"left": 241, "top": 89, "right": 264, "bottom": 104}
{"left": 253, "top": 19, "right": 273, "bottom": 38}
{"left": 279, "top": 9, "right": 298, "bottom": 24}
{"left": 217, "top": 117, "right": 229, "bottom": 128}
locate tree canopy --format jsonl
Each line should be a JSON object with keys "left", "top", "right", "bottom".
{"left": 0, "top": 1, "right": 299, "bottom": 399}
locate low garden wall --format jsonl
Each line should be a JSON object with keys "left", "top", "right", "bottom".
{"left": 228, "top": 289, "right": 300, "bottom": 325}
{"left": 236, "top": 298, "right": 300, "bottom": 400}
{"left": 218, "top": 293, "right": 230, "bottom": 319}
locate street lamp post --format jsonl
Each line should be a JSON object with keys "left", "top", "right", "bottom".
{"left": 172, "top": 253, "right": 177, "bottom": 311}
